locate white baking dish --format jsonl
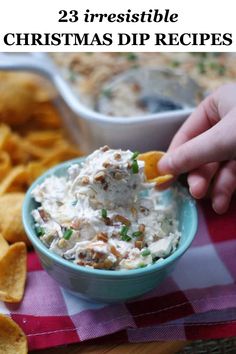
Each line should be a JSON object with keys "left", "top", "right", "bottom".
{"left": 0, "top": 53, "right": 195, "bottom": 153}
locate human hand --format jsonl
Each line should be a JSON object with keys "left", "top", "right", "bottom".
{"left": 158, "top": 83, "right": 236, "bottom": 214}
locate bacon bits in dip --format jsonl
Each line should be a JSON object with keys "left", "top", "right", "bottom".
{"left": 31, "top": 147, "right": 180, "bottom": 270}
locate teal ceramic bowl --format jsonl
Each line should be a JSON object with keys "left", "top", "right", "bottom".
{"left": 22, "top": 158, "right": 198, "bottom": 303}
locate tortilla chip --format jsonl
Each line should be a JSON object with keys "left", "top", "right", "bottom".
{"left": 41, "top": 143, "right": 81, "bottom": 167}
{"left": 0, "top": 78, "right": 35, "bottom": 126}
{"left": 0, "top": 242, "right": 27, "bottom": 303}
{"left": 3, "top": 131, "right": 51, "bottom": 164}
{"left": 0, "top": 72, "right": 56, "bottom": 128}
{"left": 0, "top": 124, "right": 11, "bottom": 149}
{"left": 21, "top": 140, "right": 50, "bottom": 159}
{"left": 138, "top": 151, "right": 173, "bottom": 185}
{"left": 0, "top": 151, "right": 11, "bottom": 181}
{"left": 0, "top": 233, "right": 9, "bottom": 259}
{"left": 1, "top": 133, "right": 29, "bottom": 165}
{"left": 26, "top": 130, "right": 62, "bottom": 147}
{"left": 0, "top": 166, "right": 28, "bottom": 195}
{"left": 0, "top": 315, "right": 27, "bottom": 354}
{"left": 0, "top": 193, "right": 30, "bottom": 246}
{"left": 31, "top": 102, "right": 61, "bottom": 129}
{"left": 26, "top": 161, "right": 46, "bottom": 185}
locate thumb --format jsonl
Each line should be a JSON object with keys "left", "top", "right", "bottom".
{"left": 158, "top": 120, "right": 236, "bottom": 176}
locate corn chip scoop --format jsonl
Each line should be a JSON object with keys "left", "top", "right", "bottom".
{"left": 0, "top": 193, "right": 30, "bottom": 245}
{"left": 0, "top": 314, "right": 28, "bottom": 354}
{"left": 0, "top": 242, "right": 27, "bottom": 303}
{"left": 0, "top": 233, "right": 9, "bottom": 259}
{"left": 138, "top": 151, "right": 173, "bottom": 185}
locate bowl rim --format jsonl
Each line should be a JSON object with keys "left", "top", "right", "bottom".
{"left": 22, "top": 157, "right": 198, "bottom": 278}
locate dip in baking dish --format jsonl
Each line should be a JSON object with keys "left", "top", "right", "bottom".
{"left": 51, "top": 52, "right": 233, "bottom": 117}
{"left": 31, "top": 147, "right": 180, "bottom": 270}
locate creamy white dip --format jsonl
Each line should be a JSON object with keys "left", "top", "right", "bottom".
{"left": 31, "top": 146, "right": 180, "bottom": 270}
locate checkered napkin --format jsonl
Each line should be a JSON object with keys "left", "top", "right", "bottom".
{"left": 1, "top": 199, "right": 236, "bottom": 350}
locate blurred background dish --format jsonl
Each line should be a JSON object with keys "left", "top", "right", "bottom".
{"left": 0, "top": 53, "right": 235, "bottom": 152}
{"left": 52, "top": 52, "right": 232, "bottom": 108}
{"left": 96, "top": 67, "right": 201, "bottom": 116}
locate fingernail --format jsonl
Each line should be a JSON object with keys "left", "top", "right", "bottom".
{"left": 212, "top": 195, "right": 229, "bottom": 214}
{"left": 158, "top": 155, "right": 173, "bottom": 174}
{"left": 189, "top": 179, "right": 201, "bottom": 190}
{"left": 188, "top": 178, "right": 204, "bottom": 199}
{"left": 189, "top": 185, "right": 197, "bottom": 197}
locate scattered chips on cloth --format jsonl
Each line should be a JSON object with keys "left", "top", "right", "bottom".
{"left": 0, "top": 314, "right": 27, "bottom": 354}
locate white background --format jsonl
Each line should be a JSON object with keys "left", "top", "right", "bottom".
{"left": 0, "top": 0, "right": 235, "bottom": 52}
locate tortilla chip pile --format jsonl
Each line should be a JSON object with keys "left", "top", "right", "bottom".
{"left": 0, "top": 72, "right": 83, "bottom": 353}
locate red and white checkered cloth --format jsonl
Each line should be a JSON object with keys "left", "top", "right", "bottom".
{"left": 1, "top": 199, "right": 236, "bottom": 350}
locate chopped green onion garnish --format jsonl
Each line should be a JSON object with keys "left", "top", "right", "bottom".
{"left": 209, "top": 62, "right": 217, "bottom": 70}
{"left": 132, "top": 231, "right": 143, "bottom": 238}
{"left": 132, "top": 64, "right": 140, "bottom": 69}
{"left": 68, "top": 70, "right": 76, "bottom": 82}
{"left": 132, "top": 160, "right": 139, "bottom": 174}
{"left": 139, "top": 263, "right": 147, "bottom": 268}
{"left": 120, "top": 225, "right": 129, "bottom": 237}
{"left": 217, "top": 64, "right": 226, "bottom": 76}
{"left": 63, "top": 229, "right": 73, "bottom": 240}
{"left": 131, "top": 151, "right": 139, "bottom": 160}
{"left": 35, "top": 226, "right": 45, "bottom": 237}
{"left": 120, "top": 226, "right": 131, "bottom": 241}
{"left": 101, "top": 208, "right": 107, "bottom": 218}
{"left": 102, "top": 88, "right": 112, "bottom": 98}
{"left": 126, "top": 53, "right": 138, "bottom": 61}
{"left": 121, "top": 234, "right": 132, "bottom": 242}
{"left": 171, "top": 60, "right": 180, "bottom": 68}
{"left": 141, "top": 249, "right": 151, "bottom": 257}
{"left": 71, "top": 200, "right": 77, "bottom": 206}
{"left": 197, "top": 61, "right": 206, "bottom": 74}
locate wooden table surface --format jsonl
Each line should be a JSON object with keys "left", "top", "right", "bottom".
{"left": 31, "top": 340, "right": 189, "bottom": 353}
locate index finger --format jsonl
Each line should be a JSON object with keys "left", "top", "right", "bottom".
{"left": 168, "top": 94, "right": 219, "bottom": 152}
